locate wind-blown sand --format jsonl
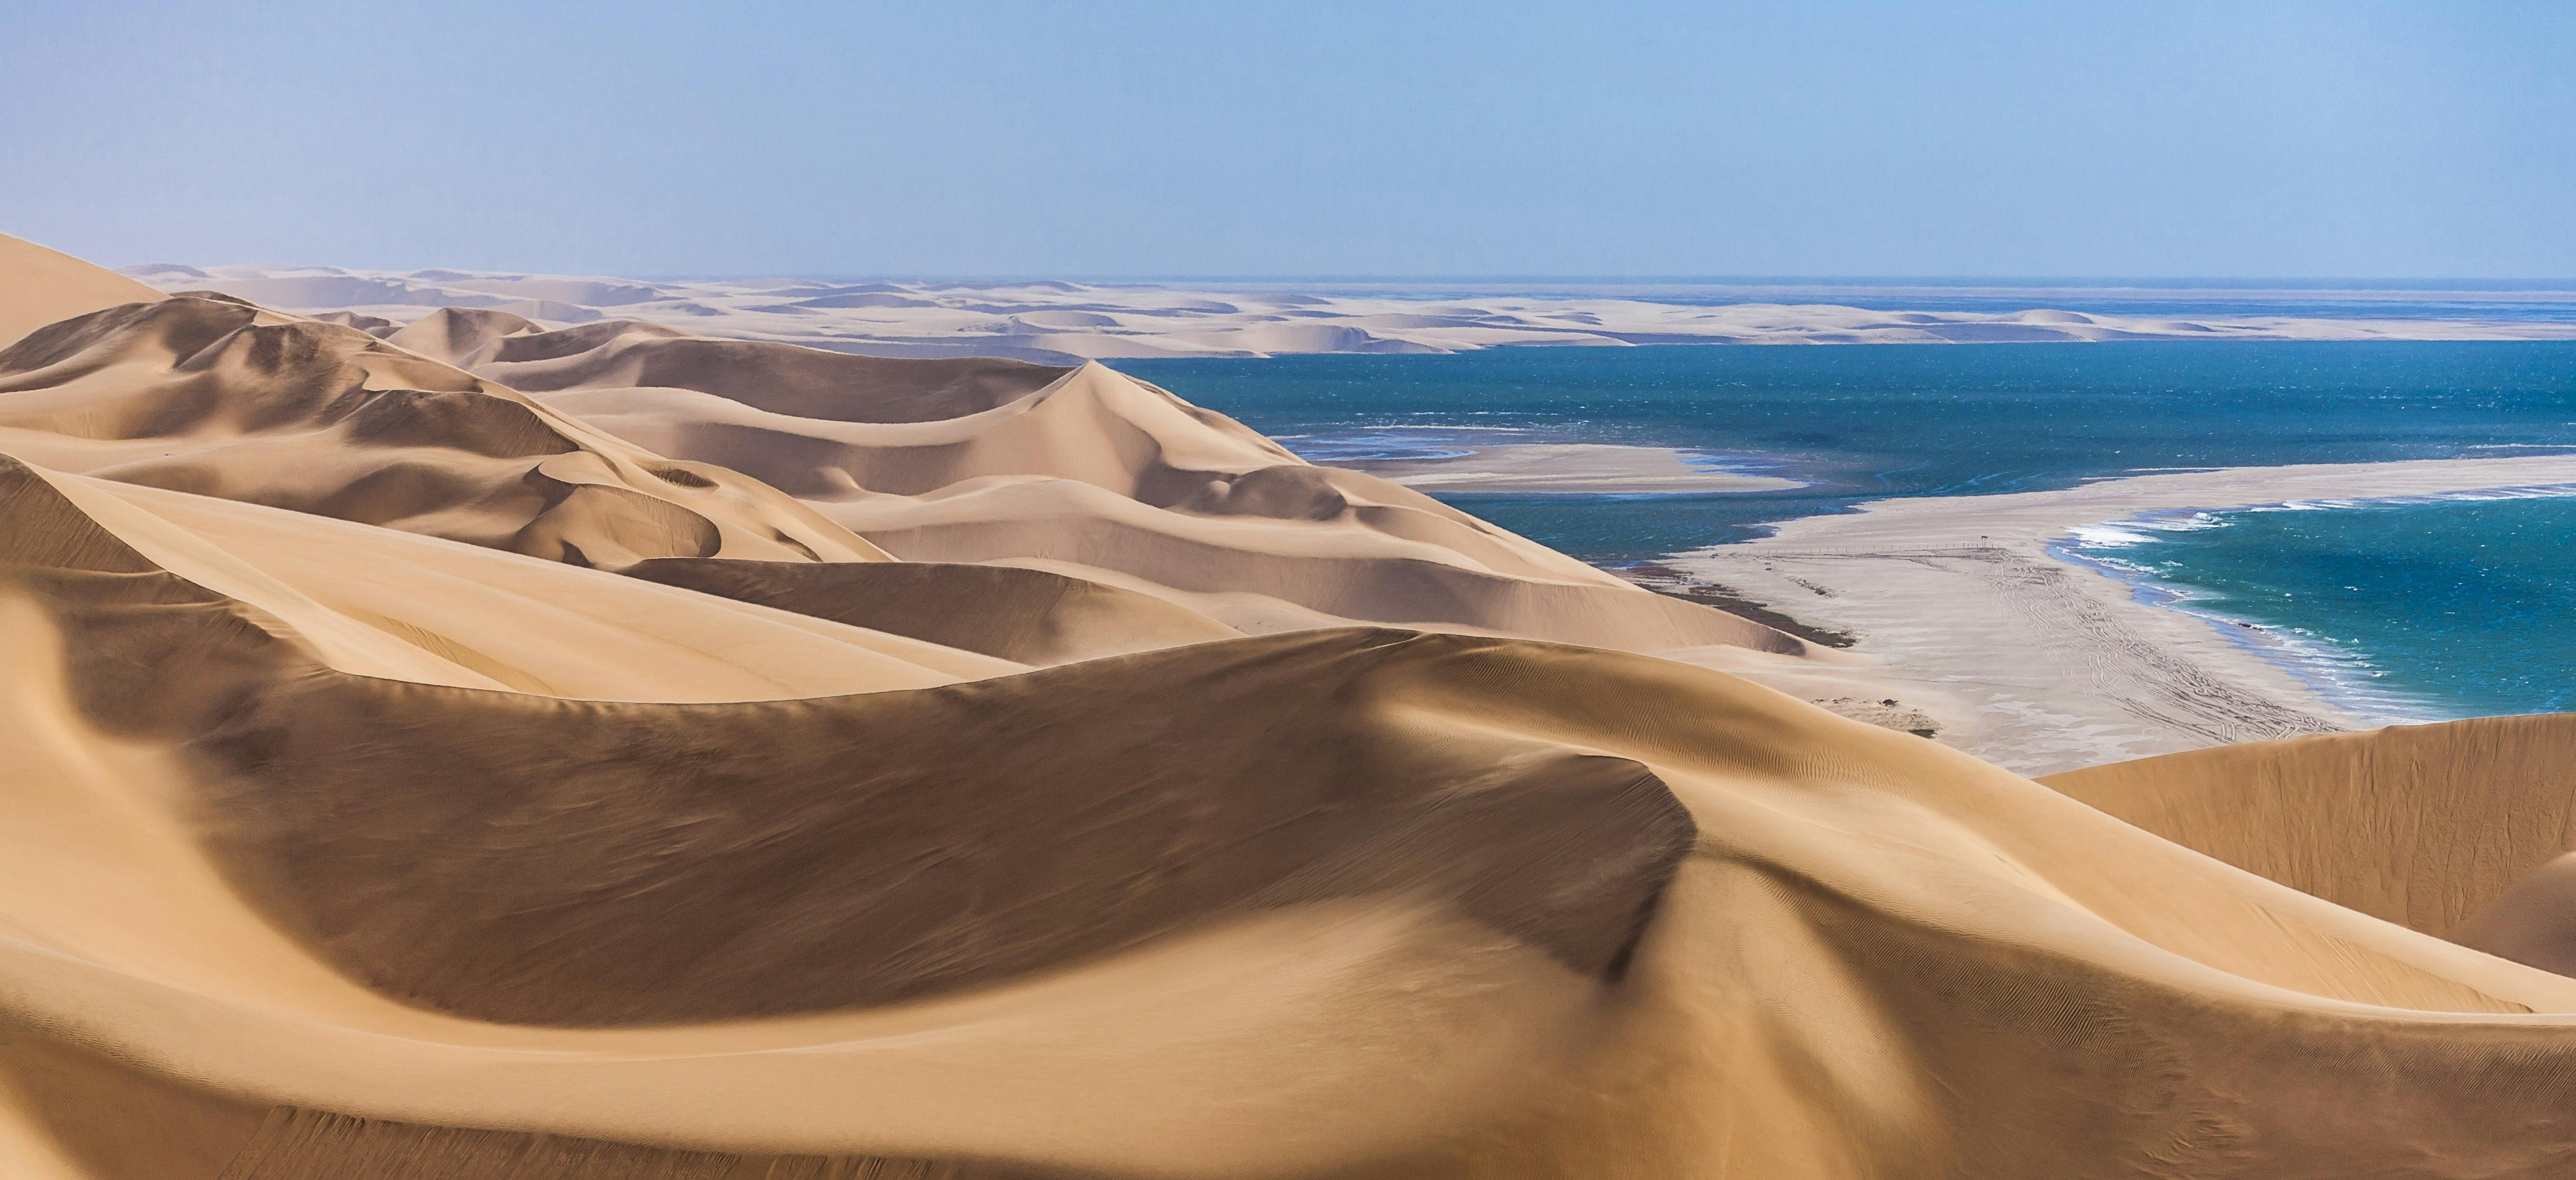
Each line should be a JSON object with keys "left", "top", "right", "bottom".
{"left": 120, "top": 263, "right": 2576, "bottom": 362}
{"left": 1674, "top": 456, "right": 2576, "bottom": 773}
{"left": 11, "top": 233, "right": 2576, "bottom": 1178}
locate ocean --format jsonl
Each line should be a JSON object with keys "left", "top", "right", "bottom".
{"left": 2060, "top": 493, "right": 2576, "bottom": 722}
{"left": 1115, "top": 341, "right": 2576, "bottom": 721}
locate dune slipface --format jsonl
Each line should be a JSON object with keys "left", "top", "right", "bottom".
{"left": 7, "top": 234, "right": 2576, "bottom": 1179}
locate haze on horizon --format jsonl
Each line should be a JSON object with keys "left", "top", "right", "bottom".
{"left": 4, "top": 0, "right": 2571, "bottom": 280}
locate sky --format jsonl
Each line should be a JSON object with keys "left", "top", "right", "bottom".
{"left": 2, "top": 1, "right": 2571, "bottom": 279}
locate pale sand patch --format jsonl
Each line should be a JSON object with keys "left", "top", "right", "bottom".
{"left": 1671, "top": 453, "right": 2576, "bottom": 776}
{"left": 1337, "top": 442, "right": 1800, "bottom": 494}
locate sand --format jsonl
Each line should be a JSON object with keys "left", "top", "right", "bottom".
{"left": 10, "top": 232, "right": 2576, "bottom": 1178}
{"left": 1672, "top": 455, "right": 2576, "bottom": 774}
{"left": 118, "top": 263, "right": 2576, "bottom": 362}
{"left": 1336, "top": 442, "right": 1800, "bottom": 494}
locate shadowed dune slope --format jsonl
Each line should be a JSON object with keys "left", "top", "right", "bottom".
{"left": 13, "top": 448, "right": 2576, "bottom": 1176}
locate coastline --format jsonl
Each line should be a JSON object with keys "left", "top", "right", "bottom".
{"left": 2042, "top": 483, "right": 2576, "bottom": 728}
{"left": 1665, "top": 453, "right": 2576, "bottom": 775}
{"left": 2042, "top": 531, "right": 2444, "bottom": 728}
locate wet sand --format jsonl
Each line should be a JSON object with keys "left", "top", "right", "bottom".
{"left": 1672, "top": 454, "right": 2576, "bottom": 774}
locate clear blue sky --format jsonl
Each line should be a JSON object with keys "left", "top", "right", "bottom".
{"left": 4, "top": 1, "right": 2570, "bottom": 278}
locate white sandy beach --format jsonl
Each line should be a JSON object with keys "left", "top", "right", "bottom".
{"left": 1666, "top": 454, "right": 2576, "bottom": 774}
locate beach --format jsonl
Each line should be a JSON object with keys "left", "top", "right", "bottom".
{"left": 1667, "top": 454, "right": 2576, "bottom": 773}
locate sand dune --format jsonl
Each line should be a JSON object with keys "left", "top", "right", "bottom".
{"left": 0, "top": 295, "right": 885, "bottom": 569}
{"left": 418, "top": 312, "right": 1797, "bottom": 653}
{"left": 8, "top": 234, "right": 2576, "bottom": 1177}
{"left": 0, "top": 235, "right": 164, "bottom": 343}
{"left": 1, "top": 263, "right": 1787, "bottom": 659}
{"left": 2046, "top": 715, "right": 2576, "bottom": 940}
{"left": 118, "top": 262, "right": 2576, "bottom": 362}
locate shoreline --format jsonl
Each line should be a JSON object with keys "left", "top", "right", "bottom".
{"left": 1667, "top": 454, "right": 2576, "bottom": 775}
{"left": 2041, "top": 483, "right": 2576, "bottom": 729}
{"left": 2042, "top": 536, "right": 2443, "bottom": 729}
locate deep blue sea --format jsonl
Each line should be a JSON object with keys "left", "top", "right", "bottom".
{"left": 1114, "top": 342, "right": 2576, "bottom": 720}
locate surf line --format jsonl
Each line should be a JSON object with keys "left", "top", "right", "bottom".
{"left": 2045, "top": 481, "right": 2576, "bottom": 726}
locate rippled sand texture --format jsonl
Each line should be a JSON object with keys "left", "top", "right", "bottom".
{"left": 5, "top": 233, "right": 2576, "bottom": 1179}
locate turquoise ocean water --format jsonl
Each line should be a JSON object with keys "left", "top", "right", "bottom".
{"left": 1114, "top": 342, "right": 2576, "bottom": 721}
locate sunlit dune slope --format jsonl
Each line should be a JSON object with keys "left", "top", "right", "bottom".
{"left": 2045, "top": 715, "right": 2576, "bottom": 966}
{"left": 0, "top": 234, "right": 164, "bottom": 344}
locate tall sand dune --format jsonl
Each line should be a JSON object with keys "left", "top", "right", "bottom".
{"left": 0, "top": 235, "right": 164, "bottom": 344}
{"left": 10, "top": 235, "right": 2576, "bottom": 1177}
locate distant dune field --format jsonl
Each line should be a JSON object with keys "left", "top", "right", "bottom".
{"left": 119, "top": 260, "right": 2576, "bottom": 364}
